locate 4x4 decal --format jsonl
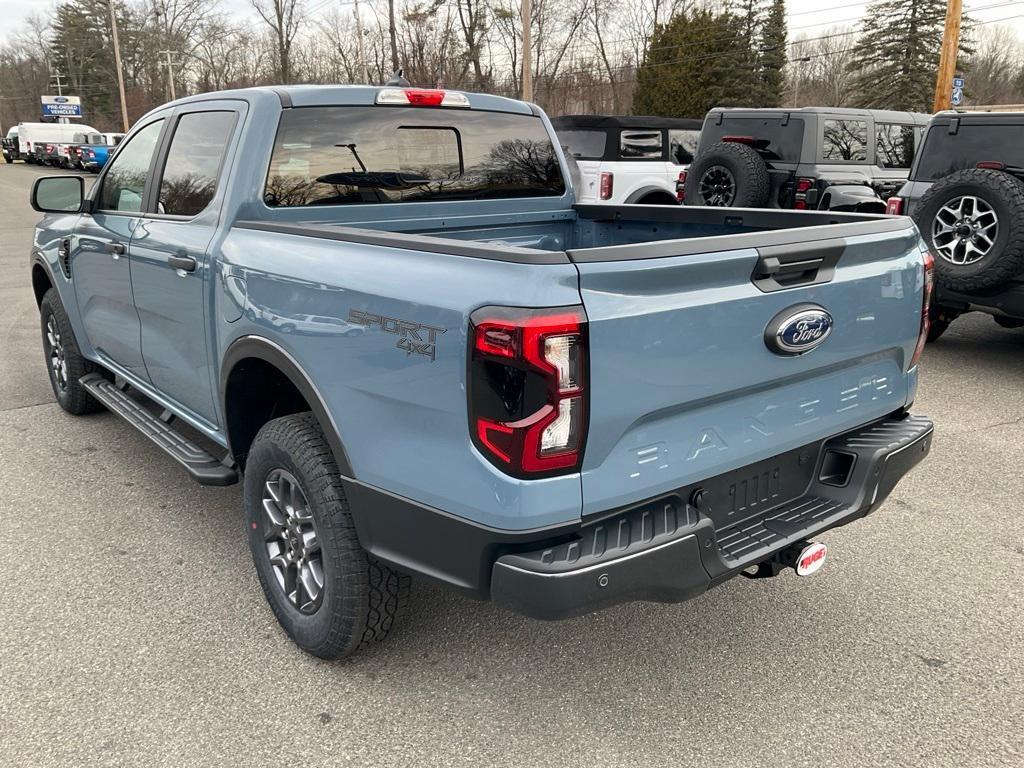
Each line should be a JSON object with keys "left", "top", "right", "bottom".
{"left": 347, "top": 309, "right": 446, "bottom": 361}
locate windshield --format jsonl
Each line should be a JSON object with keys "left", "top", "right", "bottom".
{"left": 265, "top": 106, "right": 565, "bottom": 207}
{"left": 914, "top": 123, "right": 1024, "bottom": 181}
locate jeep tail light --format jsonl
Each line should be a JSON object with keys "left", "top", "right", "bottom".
{"left": 469, "top": 306, "right": 588, "bottom": 477}
{"left": 794, "top": 177, "right": 815, "bottom": 209}
{"left": 976, "top": 161, "right": 1005, "bottom": 170}
{"left": 599, "top": 171, "right": 613, "bottom": 200}
{"left": 375, "top": 88, "right": 470, "bottom": 108}
{"left": 886, "top": 196, "right": 904, "bottom": 215}
{"left": 910, "top": 249, "right": 934, "bottom": 368}
{"left": 676, "top": 170, "right": 687, "bottom": 202}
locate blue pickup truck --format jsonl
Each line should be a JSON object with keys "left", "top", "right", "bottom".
{"left": 29, "top": 85, "right": 933, "bottom": 659}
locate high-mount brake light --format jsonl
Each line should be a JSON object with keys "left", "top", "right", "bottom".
{"left": 910, "top": 249, "right": 934, "bottom": 368}
{"left": 375, "top": 88, "right": 471, "bottom": 108}
{"left": 976, "top": 161, "right": 1005, "bottom": 170}
{"left": 886, "top": 197, "right": 905, "bottom": 215}
{"left": 469, "top": 307, "right": 588, "bottom": 477}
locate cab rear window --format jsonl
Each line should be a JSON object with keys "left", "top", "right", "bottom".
{"left": 914, "top": 123, "right": 1024, "bottom": 181}
{"left": 264, "top": 106, "right": 565, "bottom": 207}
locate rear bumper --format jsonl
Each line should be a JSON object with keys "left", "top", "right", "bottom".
{"left": 490, "top": 413, "right": 932, "bottom": 619}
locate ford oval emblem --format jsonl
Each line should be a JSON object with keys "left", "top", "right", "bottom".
{"left": 765, "top": 304, "right": 833, "bottom": 356}
{"left": 54, "top": 96, "right": 69, "bottom": 103}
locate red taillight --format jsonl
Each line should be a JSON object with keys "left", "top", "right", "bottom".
{"left": 976, "top": 161, "right": 1005, "bottom": 170}
{"left": 794, "top": 177, "right": 815, "bottom": 210}
{"left": 469, "top": 306, "right": 588, "bottom": 477}
{"left": 722, "top": 135, "right": 756, "bottom": 145}
{"left": 676, "top": 170, "right": 687, "bottom": 202}
{"left": 886, "top": 197, "right": 905, "bottom": 216}
{"left": 599, "top": 171, "right": 613, "bottom": 200}
{"left": 910, "top": 249, "right": 935, "bottom": 367}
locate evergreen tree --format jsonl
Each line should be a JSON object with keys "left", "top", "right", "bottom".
{"left": 758, "top": 0, "right": 787, "bottom": 107}
{"left": 633, "top": 9, "right": 755, "bottom": 117}
{"left": 848, "top": 0, "right": 970, "bottom": 112}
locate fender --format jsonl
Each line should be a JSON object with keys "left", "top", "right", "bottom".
{"left": 624, "top": 185, "right": 677, "bottom": 205}
{"left": 820, "top": 184, "right": 885, "bottom": 213}
{"left": 220, "top": 335, "right": 354, "bottom": 477}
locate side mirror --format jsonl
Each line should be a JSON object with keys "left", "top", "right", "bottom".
{"left": 31, "top": 176, "right": 84, "bottom": 214}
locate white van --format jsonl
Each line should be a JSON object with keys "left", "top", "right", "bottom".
{"left": 550, "top": 115, "right": 702, "bottom": 205}
{"left": 18, "top": 122, "right": 100, "bottom": 164}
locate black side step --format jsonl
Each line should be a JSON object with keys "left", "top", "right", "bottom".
{"left": 80, "top": 374, "right": 238, "bottom": 486}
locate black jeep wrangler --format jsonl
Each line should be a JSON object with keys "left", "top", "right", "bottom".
{"left": 892, "top": 111, "right": 1024, "bottom": 339}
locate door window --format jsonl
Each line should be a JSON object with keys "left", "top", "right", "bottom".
{"left": 157, "top": 111, "right": 237, "bottom": 216}
{"left": 619, "top": 130, "right": 664, "bottom": 160}
{"left": 97, "top": 119, "right": 164, "bottom": 212}
{"left": 669, "top": 129, "right": 701, "bottom": 165}
{"left": 875, "top": 123, "right": 916, "bottom": 169}
{"left": 821, "top": 119, "right": 868, "bottom": 162}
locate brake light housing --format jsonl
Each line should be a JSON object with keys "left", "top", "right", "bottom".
{"left": 886, "top": 196, "right": 905, "bottom": 215}
{"left": 910, "top": 249, "right": 935, "bottom": 368}
{"left": 794, "top": 177, "right": 815, "bottom": 209}
{"left": 676, "top": 170, "right": 687, "bottom": 202}
{"left": 599, "top": 171, "right": 613, "bottom": 200}
{"left": 469, "top": 306, "right": 588, "bottom": 478}
{"left": 375, "top": 88, "right": 471, "bottom": 108}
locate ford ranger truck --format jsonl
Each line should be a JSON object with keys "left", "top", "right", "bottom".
{"left": 28, "top": 86, "right": 933, "bottom": 659}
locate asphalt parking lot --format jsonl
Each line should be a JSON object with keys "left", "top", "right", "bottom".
{"left": 0, "top": 160, "right": 1022, "bottom": 768}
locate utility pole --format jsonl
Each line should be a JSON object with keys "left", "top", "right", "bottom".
{"left": 159, "top": 50, "right": 179, "bottom": 101}
{"left": 521, "top": 0, "right": 532, "bottom": 102}
{"left": 50, "top": 70, "right": 68, "bottom": 123}
{"left": 932, "top": 0, "right": 963, "bottom": 113}
{"left": 352, "top": 0, "right": 369, "bottom": 84}
{"left": 108, "top": 0, "right": 130, "bottom": 131}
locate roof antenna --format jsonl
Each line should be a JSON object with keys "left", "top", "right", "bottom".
{"left": 385, "top": 68, "right": 410, "bottom": 87}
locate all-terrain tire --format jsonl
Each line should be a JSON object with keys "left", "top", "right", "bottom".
{"left": 244, "top": 412, "right": 410, "bottom": 659}
{"left": 39, "top": 288, "right": 106, "bottom": 415}
{"left": 684, "top": 141, "right": 771, "bottom": 208}
{"left": 913, "top": 169, "right": 1024, "bottom": 292}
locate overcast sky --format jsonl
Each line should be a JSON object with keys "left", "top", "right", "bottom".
{"left": 1, "top": 0, "right": 1021, "bottom": 51}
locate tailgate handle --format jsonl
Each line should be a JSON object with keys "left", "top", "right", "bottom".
{"left": 752, "top": 241, "right": 844, "bottom": 293}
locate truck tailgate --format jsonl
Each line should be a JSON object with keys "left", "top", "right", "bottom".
{"left": 571, "top": 224, "right": 923, "bottom": 516}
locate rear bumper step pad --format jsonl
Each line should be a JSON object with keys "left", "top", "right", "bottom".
{"left": 491, "top": 414, "right": 933, "bottom": 620}
{"left": 80, "top": 374, "right": 238, "bottom": 486}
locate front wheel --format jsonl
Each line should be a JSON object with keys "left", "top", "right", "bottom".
{"left": 39, "top": 289, "right": 106, "bottom": 414}
{"left": 244, "top": 412, "right": 409, "bottom": 659}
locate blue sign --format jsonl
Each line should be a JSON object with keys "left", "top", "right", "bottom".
{"left": 953, "top": 77, "right": 965, "bottom": 89}
{"left": 951, "top": 87, "right": 964, "bottom": 107}
{"left": 41, "top": 95, "right": 82, "bottom": 118}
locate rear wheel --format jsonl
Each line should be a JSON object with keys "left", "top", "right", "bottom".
{"left": 39, "top": 289, "right": 106, "bottom": 415}
{"left": 684, "top": 141, "right": 771, "bottom": 208}
{"left": 245, "top": 412, "right": 409, "bottom": 659}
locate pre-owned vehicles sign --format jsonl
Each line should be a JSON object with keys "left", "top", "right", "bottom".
{"left": 41, "top": 95, "right": 82, "bottom": 118}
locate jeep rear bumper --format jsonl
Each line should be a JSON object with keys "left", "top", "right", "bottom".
{"left": 490, "top": 413, "right": 932, "bottom": 619}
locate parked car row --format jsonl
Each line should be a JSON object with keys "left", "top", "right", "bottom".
{"left": 2, "top": 122, "right": 122, "bottom": 171}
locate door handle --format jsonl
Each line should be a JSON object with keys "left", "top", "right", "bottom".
{"left": 168, "top": 255, "right": 197, "bottom": 273}
{"left": 105, "top": 242, "right": 126, "bottom": 257}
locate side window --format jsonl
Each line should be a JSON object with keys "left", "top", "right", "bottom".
{"left": 157, "top": 111, "right": 236, "bottom": 217}
{"left": 875, "top": 123, "right": 916, "bottom": 169}
{"left": 98, "top": 119, "right": 164, "bottom": 213}
{"left": 822, "top": 119, "right": 868, "bottom": 162}
{"left": 669, "top": 129, "right": 701, "bottom": 165}
{"left": 620, "top": 130, "right": 663, "bottom": 160}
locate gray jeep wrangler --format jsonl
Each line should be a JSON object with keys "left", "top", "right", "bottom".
{"left": 682, "top": 107, "right": 929, "bottom": 212}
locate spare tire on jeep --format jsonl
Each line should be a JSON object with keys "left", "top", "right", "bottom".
{"left": 684, "top": 141, "right": 771, "bottom": 208}
{"left": 912, "top": 169, "right": 1024, "bottom": 292}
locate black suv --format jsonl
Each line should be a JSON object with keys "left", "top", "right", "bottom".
{"left": 892, "top": 111, "right": 1024, "bottom": 338}
{"left": 683, "top": 107, "right": 929, "bottom": 212}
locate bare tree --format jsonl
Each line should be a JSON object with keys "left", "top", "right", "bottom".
{"left": 967, "top": 25, "right": 1024, "bottom": 106}
{"left": 251, "top": 0, "right": 304, "bottom": 83}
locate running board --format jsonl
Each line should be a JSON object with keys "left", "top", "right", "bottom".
{"left": 80, "top": 373, "right": 238, "bottom": 486}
